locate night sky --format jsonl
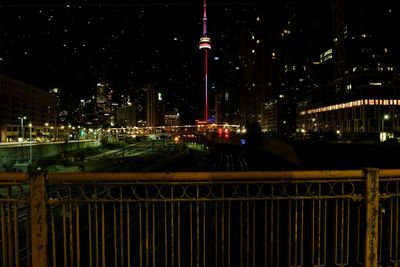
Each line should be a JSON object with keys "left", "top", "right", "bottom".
{"left": 0, "top": 2, "right": 256, "bottom": 110}
{"left": 1, "top": 1, "right": 333, "bottom": 122}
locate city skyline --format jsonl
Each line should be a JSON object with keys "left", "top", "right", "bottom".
{"left": 0, "top": 1, "right": 330, "bottom": 122}
{"left": 1, "top": 0, "right": 399, "bottom": 132}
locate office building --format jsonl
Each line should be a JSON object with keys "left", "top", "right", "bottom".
{"left": 297, "top": 0, "right": 400, "bottom": 140}
{"left": 0, "top": 74, "right": 57, "bottom": 142}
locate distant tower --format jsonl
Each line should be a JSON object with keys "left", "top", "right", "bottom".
{"left": 198, "top": 0, "right": 211, "bottom": 122}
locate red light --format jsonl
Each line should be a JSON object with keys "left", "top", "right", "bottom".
{"left": 217, "top": 128, "right": 222, "bottom": 137}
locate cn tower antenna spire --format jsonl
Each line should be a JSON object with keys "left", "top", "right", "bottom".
{"left": 199, "top": 0, "right": 211, "bottom": 122}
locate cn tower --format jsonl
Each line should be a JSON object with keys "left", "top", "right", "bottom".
{"left": 198, "top": 0, "right": 211, "bottom": 122}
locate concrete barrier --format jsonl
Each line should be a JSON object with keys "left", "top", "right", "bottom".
{"left": 0, "top": 140, "right": 101, "bottom": 171}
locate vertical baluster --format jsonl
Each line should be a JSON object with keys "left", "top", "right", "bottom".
{"left": 190, "top": 202, "right": 193, "bottom": 267}
{"left": 26, "top": 201, "right": 31, "bottom": 267}
{"left": 221, "top": 186, "right": 225, "bottom": 267}
{"left": 323, "top": 198, "right": 327, "bottom": 266}
{"left": 288, "top": 198, "right": 292, "bottom": 266}
{"left": 203, "top": 202, "right": 206, "bottom": 267}
{"left": 252, "top": 200, "right": 255, "bottom": 267}
{"left": 345, "top": 197, "right": 350, "bottom": 265}
{"left": 146, "top": 201, "right": 149, "bottom": 267}
{"left": 69, "top": 203, "right": 74, "bottom": 267}
{"left": 152, "top": 203, "right": 156, "bottom": 267}
{"left": 300, "top": 199, "right": 304, "bottom": 266}
{"left": 76, "top": 204, "right": 80, "bottom": 267}
{"left": 228, "top": 201, "right": 231, "bottom": 267}
{"left": 88, "top": 203, "right": 93, "bottom": 267}
{"left": 14, "top": 204, "right": 20, "bottom": 267}
{"left": 7, "top": 188, "right": 14, "bottom": 267}
{"left": 177, "top": 201, "right": 181, "bottom": 267}
{"left": 246, "top": 187, "right": 250, "bottom": 267}
{"left": 189, "top": 201, "right": 194, "bottom": 267}
{"left": 276, "top": 200, "right": 280, "bottom": 267}
{"left": 240, "top": 200, "right": 243, "bottom": 267}
{"left": 389, "top": 182, "right": 400, "bottom": 267}
{"left": 171, "top": 188, "right": 175, "bottom": 267}
{"left": 95, "top": 203, "right": 99, "bottom": 267}
{"left": 356, "top": 204, "right": 362, "bottom": 265}
{"left": 7, "top": 202, "right": 14, "bottom": 266}
{"left": 101, "top": 203, "right": 105, "bottom": 267}
{"left": 1, "top": 202, "right": 7, "bottom": 267}
{"left": 215, "top": 201, "right": 218, "bottom": 267}
{"left": 51, "top": 210, "right": 56, "bottom": 267}
{"left": 264, "top": 201, "right": 267, "bottom": 267}
{"left": 120, "top": 201, "right": 124, "bottom": 267}
{"left": 164, "top": 202, "right": 168, "bottom": 267}
{"left": 312, "top": 198, "right": 316, "bottom": 265}
{"left": 63, "top": 205, "right": 68, "bottom": 267}
{"left": 139, "top": 203, "right": 143, "bottom": 267}
{"left": 196, "top": 187, "right": 200, "bottom": 267}
{"left": 127, "top": 203, "right": 131, "bottom": 267}
{"left": 114, "top": 203, "right": 118, "bottom": 267}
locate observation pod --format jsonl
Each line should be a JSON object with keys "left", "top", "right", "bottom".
{"left": 199, "top": 36, "right": 211, "bottom": 50}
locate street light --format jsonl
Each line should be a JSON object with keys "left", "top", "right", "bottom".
{"left": 28, "top": 123, "right": 32, "bottom": 163}
{"left": 45, "top": 122, "right": 49, "bottom": 141}
{"left": 59, "top": 125, "right": 64, "bottom": 142}
{"left": 18, "top": 116, "right": 27, "bottom": 161}
{"left": 382, "top": 114, "right": 390, "bottom": 132}
{"left": 381, "top": 114, "right": 390, "bottom": 142}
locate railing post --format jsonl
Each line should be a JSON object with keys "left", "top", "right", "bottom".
{"left": 363, "top": 168, "right": 379, "bottom": 267}
{"left": 30, "top": 171, "right": 48, "bottom": 267}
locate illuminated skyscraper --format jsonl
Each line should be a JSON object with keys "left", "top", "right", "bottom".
{"left": 198, "top": 0, "right": 212, "bottom": 122}
{"left": 298, "top": 0, "right": 400, "bottom": 140}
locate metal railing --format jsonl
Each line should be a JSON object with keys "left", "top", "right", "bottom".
{"left": 1, "top": 170, "right": 399, "bottom": 267}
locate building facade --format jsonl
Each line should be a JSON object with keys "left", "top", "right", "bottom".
{"left": 0, "top": 74, "right": 57, "bottom": 142}
{"left": 146, "top": 84, "right": 165, "bottom": 127}
{"left": 297, "top": 0, "right": 400, "bottom": 140}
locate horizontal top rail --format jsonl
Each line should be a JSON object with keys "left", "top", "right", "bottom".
{"left": 46, "top": 170, "right": 367, "bottom": 182}
{"left": 1, "top": 169, "right": 399, "bottom": 183}
{"left": 378, "top": 169, "right": 400, "bottom": 178}
{"left": 0, "top": 172, "right": 28, "bottom": 182}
